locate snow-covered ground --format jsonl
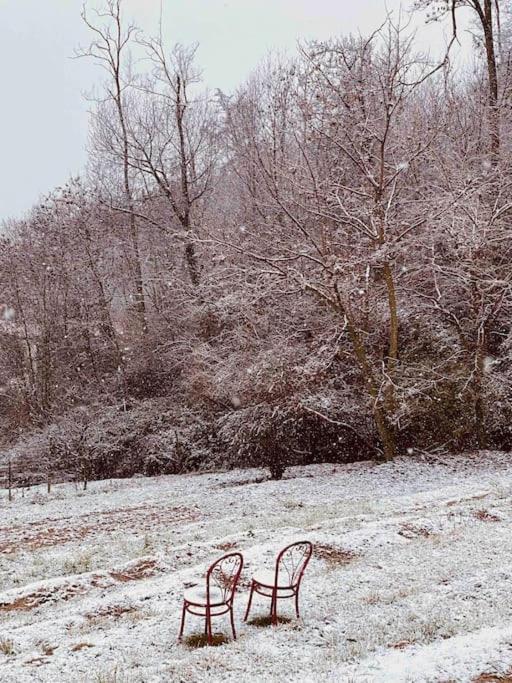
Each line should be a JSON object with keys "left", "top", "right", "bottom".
{"left": 1, "top": 452, "right": 512, "bottom": 682}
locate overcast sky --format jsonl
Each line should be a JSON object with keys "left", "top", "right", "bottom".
{"left": 0, "top": 0, "right": 472, "bottom": 221}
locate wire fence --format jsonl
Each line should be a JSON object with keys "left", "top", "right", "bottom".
{"left": 0, "top": 460, "right": 57, "bottom": 501}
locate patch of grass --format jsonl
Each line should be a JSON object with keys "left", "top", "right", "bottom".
{"left": 398, "top": 522, "right": 436, "bottom": 539}
{"left": 75, "top": 615, "right": 106, "bottom": 633}
{"left": 283, "top": 500, "right": 304, "bottom": 510}
{"left": 315, "top": 543, "right": 357, "bottom": 567}
{"left": 247, "top": 614, "right": 292, "bottom": 628}
{"left": 388, "top": 639, "right": 415, "bottom": 650}
{"left": 183, "top": 632, "right": 230, "bottom": 648}
{"left": 39, "top": 641, "right": 57, "bottom": 656}
{"left": 0, "top": 637, "right": 15, "bottom": 655}
{"left": 125, "top": 608, "right": 152, "bottom": 624}
{"left": 215, "top": 541, "right": 237, "bottom": 551}
{"left": 140, "top": 534, "right": 155, "bottom": 553}
{"left": 110, "top": 558, "right": 160, "bottom": 582}
{"left": 446, "top": 492, "right": 489, "bottom": 507}
{"left": 362, "top": 593, "right": 380, "bottom": 605}
{"left": 63, "top": 551, "right": 95, "bottom": 575}
{"left": 218, "top": 477, "right": 266, "bottom": 489}
{"left": 71, "top": 642, "right": 95, "bottom": 652}
{"left": 92, "top": 665, "right": 133, "bottom": 683}
{"left": 85, "top": 604, "right": 137, "bottom": 621}
{"left": 474, "top": 509, "right": 501, "bottom": 522}
{"left": 362, "top": 587, "right": 412, "bottom": 606}
{"left": 76, "top": 605, "right": 149, "bottom": 635}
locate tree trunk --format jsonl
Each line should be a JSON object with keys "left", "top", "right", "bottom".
{"left": 472, "top": 0, "right": 500, "bottom": 158}
{"left": 346, "top": 314, "right": 397, "bottom": 460}
{"left": 176, "top": 75, "right": 200, "bottom": 286}
{"left": 474, "top": 327, "right": 487, "bottom": 449}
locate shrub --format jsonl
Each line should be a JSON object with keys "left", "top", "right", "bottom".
{"left": 217, "top": 398, "right": 374, "bottom": 480}
{"left": 3, "top": 401, "right": 210, "bottom": 485}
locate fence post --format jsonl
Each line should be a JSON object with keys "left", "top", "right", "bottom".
{"left": 8, "top": 460, "right": 12, "bottom": 502}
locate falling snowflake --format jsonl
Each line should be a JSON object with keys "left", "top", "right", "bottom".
{"left": 484, "top": 356, "right": 494, "bottom": 373}
{"left": 2, "top": 307, "right": 15, "bottom": 322}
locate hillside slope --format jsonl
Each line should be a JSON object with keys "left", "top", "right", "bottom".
{"left": 1, "top": 453, "right": 512, "bottom": 682}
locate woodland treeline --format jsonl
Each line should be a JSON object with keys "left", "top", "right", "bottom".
{"left": 1, "top": 0, "right": 512, "bottom": 482}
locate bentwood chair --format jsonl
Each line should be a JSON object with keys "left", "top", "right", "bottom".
{"left": 179, "top": 552, "right": 244, "bottom": 645}
{"left": 244, "top": 541, "right": 313, "bottom": 625}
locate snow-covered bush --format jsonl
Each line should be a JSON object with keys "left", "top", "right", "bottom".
{"left": 3, "top": 401, "right": 211, "bottom": 485}
{"left": 217, "top": 398, "right": 374, "bottom": 480}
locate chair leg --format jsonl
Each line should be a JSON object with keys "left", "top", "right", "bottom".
{"left": 270, "top": 588, "right": 278, "bottom": 626}
{"left": 230, "top": 605, "right": 237, "bottom": 640}
{"left": 244, "top": 583, "right": 255, "bottom": 622}
{"left": 178, "top": 603, "right": 187, "bottom": 641}
{"left": 206, "top": 607, "right": 213, "bottom": 645}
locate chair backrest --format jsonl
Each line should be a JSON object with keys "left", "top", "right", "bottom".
{"left": 275, "top": 541, "right": 313, "bottom": 587}
{"left": 207, "top": 552, "right": 244, "bottom": 604}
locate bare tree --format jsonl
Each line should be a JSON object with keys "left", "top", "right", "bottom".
{"left": 223, "top": 23, "right": 460, "bottom": 459}
{"left": 78, "top": 0, "right": 147, "bottom": 334}
{"left": 414, "top": 0, "right": 503, "bottom": 158}
{"left": 126, "top": 40, "right": 219, "bottom": 285}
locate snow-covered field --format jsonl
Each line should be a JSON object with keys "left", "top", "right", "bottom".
{"left": 1, "top": 453, "right": 512, "bottom": 682}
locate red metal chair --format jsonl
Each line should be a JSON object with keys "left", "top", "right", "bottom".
{"left": 244, "top": 541, "right": 313, "bottom": 625}
{"left": 178, "top": 552, "right": 243, "bottom": 645}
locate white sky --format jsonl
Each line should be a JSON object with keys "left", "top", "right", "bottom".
{"left": 0, "top": 0, "right": 473, "bottom": 221}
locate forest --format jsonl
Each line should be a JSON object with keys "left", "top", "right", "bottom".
{"left": 1, "top": 0, "right": 512, "bottom": 485}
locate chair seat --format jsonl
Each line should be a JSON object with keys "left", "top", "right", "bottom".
{"left": 184, "top": 586, "right": 226, "bottom": 606}
{"left": 253, "top": 569, "right": 294, "bottom": 589}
